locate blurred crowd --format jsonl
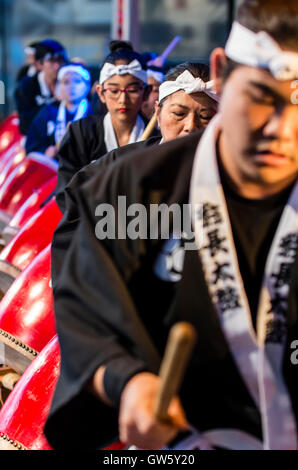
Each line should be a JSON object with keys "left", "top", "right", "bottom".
{"left": 14, "top": 39, "right": 168, "bottom": 157}
{"left": 13, "top": 37, "right": 219, "bottom": 163}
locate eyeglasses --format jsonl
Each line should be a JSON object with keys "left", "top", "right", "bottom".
{"left": 102, "top": 85, "right": 145, "bottom": 99}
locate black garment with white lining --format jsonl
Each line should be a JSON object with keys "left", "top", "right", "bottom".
{"left": 14, "top": 73, "right": 55, "bottom": 135}
{"left": 45, "top": 131, "right": 298, "bottom": 449}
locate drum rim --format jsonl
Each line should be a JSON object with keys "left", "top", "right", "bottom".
{"left": 0, "top": 328, "right": 38, "bottom": 361}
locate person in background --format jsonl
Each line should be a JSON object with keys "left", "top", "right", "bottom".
{"left": 16, "top": 41, "right": 42, "bottom": 82}
{"left": 15, "top": 39, "right": 68, "bottom": 135}
{"left": 155, "top": 61, "right": 218, "bottom": 142}
{"left": 141, "top": 67, "right": 165, "bottom": 120}
{"left": 25, "top": 63, "right": 93, "bottom": 158}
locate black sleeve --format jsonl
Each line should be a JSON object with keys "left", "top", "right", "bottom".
{"left": 46, "top": 164, "right": 161, "bottom": 448}
{"left": 46, "top": 133, "right": 200, "bottom": 449}
{"left": 55, "top": 122, "right": 88, "bottom": 209}
{"left": 25, "top": 107, "right": 53, "bottom": 154}
{"left": 51, "top": 136, "right": 161, "bottom": 303}
{"left": 16, "top": 64, "right": 30, "bottom": 83}
{"left": 55, "top": 133, "right": 160, "bottom": 214}
{"left": 14, "top": 77, "right": 39, "bottom": 135}
{"left": 52, "top": 155, "right": 122, "bottom": 297}
{"left": 53, "top": 210, "right": 154, "bottom": 405}
{"left": 55, "top": 117, "right": 106, "bottom": 212}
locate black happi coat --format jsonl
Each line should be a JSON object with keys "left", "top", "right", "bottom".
{"left": 15, "top": 74, "right": 55, "bottom": 135}
{"left": 52, "top": 135, "right": 162, "bottom": 288}
{"left": 55, "top": 115, "right": 160, "bottom": 211}
{"left": 16, "top": 64, "right": 35, "bottom": 83}
{"left": 44, "top": 132, "right": 298, "bottom": 449}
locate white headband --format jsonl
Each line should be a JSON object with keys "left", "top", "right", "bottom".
{"left": 225, "top": 21, "right": 298, "bottom": 81}
{"left": 99, "top": 59, "right": 147, "bottom": 85}
{"left": 58, "top": 65, "right": 91, "bottom": 83}
{"left": 147, "top": 69, "right": 165, "bottom": 83}
{"left": 158, "top": 70, "right": 219, "bottom": 102}
{"left": 24, "top": 46, "right": 36, "bottom": 55}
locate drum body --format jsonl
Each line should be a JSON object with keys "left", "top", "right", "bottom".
{"left": 0, "top": 198, "right": 62, "bottom": 297}
{"left": 0, "top": 154, "right": 57, "bottom": 230}
{"left": 0, "top": 114, "right": 22, "bottom": 158}
{"left": 1, "top": 176, "right": 57, "bottom": 244}
{"left": 0, "top": 245, "right": 56, "bottom": 374}
{"left": 0, "top": 336, "right": 60, "bottom": 450}
{"left": 0, "top": 141, "right": 25, "bottom": 182}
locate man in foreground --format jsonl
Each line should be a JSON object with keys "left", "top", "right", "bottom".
{"left": 45, "top": 0, "right": 298, "bottom": 450}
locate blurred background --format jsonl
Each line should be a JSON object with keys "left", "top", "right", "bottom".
{"left": 0, "top": 0, "right": 241, "bottom": 116}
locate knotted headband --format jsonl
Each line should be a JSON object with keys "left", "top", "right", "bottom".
{"left": 147, "top": 69, "right": 165, "bottom": 83}
{"left": 225, "top": 21, "right": 298, "bottom": 81}
{"left": 99, "top": 59, "right": 148, "bottom": 84}
{"left": 158, "top": 70, "right": 219, "bottom": 102}
{"left": 58, "top": 64, "right": 91, "bottom": 83}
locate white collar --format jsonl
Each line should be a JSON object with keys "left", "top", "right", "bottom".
{"left": 37, "top": 71, "right": 51, "bottom": 97}
{"left": 54, "top": 99, "right": 89, "bottom": 145}
{"left": 190, "top": 114, "right": 298, "bottom": 449}
{"left": 103, "top": 112, "right": 145, "bottom": 152}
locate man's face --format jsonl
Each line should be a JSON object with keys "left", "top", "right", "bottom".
{"left": 26, "top": 53, "right": 35, "bottom": 65}
{"left": 42, "top": 57, "right": 65, "bottom": 83}
{"left": 219, "top": 65, "right": 298, "bottom": 192}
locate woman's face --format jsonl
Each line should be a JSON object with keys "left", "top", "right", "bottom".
{"left": 156, "top": 89, "right": 218, "bottom": 141}
{"left": 97, "top": 66, "right": 145, "bottom": 124}
{"left": 58, "top": 71, "right": 89, "bottom": 104}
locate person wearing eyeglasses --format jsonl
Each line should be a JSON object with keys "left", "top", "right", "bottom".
{"left": 55, "top": 40, "right": 159, "bottom": 207}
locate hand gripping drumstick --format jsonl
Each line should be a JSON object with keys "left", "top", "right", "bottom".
{"left": 140, "top": 111, "right": 158, "bottom": 141}
{"left": 153, "top": 322, "right": 197, "bottom": 422}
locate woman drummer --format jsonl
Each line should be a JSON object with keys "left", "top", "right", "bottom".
{"left": 156, "top": 61, "right": 218, "bottom": 142}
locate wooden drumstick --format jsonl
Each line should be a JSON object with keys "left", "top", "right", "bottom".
{"left": 140, "top": 111, "right": 158, "bottom": 141}
{"left": 153, "top": 322, "right": 197, "bottom": 422}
